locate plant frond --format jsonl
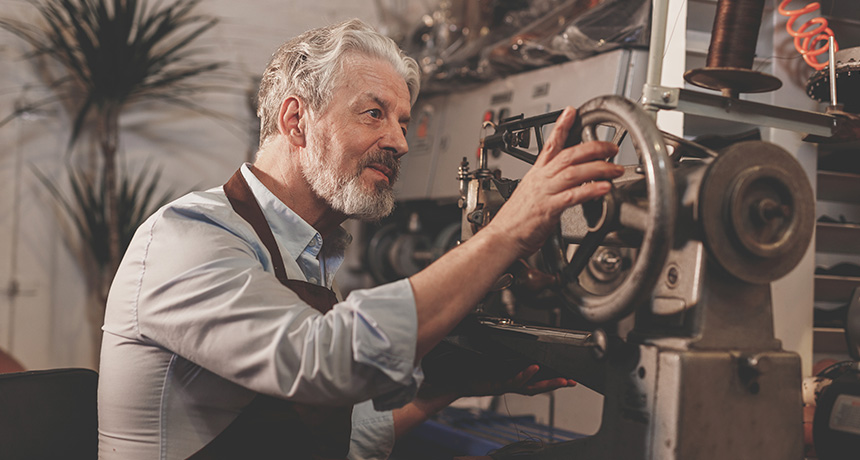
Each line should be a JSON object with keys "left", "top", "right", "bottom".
{"left": 0, "top": 95, "right": 60, "bottom": 128}
{"left": 31, "top": 165, "right": 91, "bottom": 250}
{"left": 32, "top": 162, "right": 176, "bottom": 270}
{"left": 1, "top": 0, "right": 228, "bottom": 149}
{"left": 68, "top": 94, "right": 95, "bottom": 150}
{"left": 4, "top": 0, "right": 226, "bottom": 280}
{"left": 138, "top": 62, "right": 223, "bottom": 94}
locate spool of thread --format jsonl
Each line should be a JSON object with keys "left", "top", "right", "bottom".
{"left": 684, "top": 0, "right": 781, "bottom": 97}
{"left": 707, "top": 0, "right": 765, "bottom": 70}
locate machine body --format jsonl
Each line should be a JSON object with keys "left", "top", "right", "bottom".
{"left": 452, "top": 95, "right": 813, "bottom": 459}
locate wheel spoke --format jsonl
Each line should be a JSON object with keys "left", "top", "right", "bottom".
{"left": 611, "top": 127, "right": 628, "bottom": 146}
{"left": 562, "top": 226, "right": 611, "bottom": 280}
{"left": 581, "top": 124, "right": 599, "bottom": 143}
{"left": 536, "top": 95, "right": 675, "bottom": 323}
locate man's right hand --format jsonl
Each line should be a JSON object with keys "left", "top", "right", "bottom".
{"left": 410, "top": 106, "right": 623, "bottom": 361}
{"left": 482, "top": 106, "right": 624, "bottom": 259}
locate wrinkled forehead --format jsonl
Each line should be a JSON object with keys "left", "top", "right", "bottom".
{"left": 334, "top": 54, "right": 412, "bottom": 113}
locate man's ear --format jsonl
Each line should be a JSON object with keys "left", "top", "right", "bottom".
{"left": 277, "top": 96, "right": 306, "bottom": 147}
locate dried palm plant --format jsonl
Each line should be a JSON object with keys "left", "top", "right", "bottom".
{"left": 1, "top": 0, "right": 226, "bottom": 359}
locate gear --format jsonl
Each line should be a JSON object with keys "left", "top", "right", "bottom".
{"left": 807, "top": 46, "right": 860, "bottom": 113}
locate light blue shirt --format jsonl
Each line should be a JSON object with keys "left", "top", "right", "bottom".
{"left": 98, "top": 164, "right": 422, "bottom": 459}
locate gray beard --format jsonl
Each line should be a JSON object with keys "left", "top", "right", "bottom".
{"left": 299, "top": 148, "right": 398, "bottom": 221}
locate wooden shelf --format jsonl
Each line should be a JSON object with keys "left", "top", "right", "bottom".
{"left": 818, "top": 139, "right": 860, "bottom": 154}
{"left": 814, "top": 327, "right": 848, "bottom": 354}
{"left": 816, "top": 222, "right": 860, "bottom": 254}
{"left": 817, "top": 171, "right": 860, "bottom": 204}
{"left": 815, "top": 274, "right": 860, "bottom": 302}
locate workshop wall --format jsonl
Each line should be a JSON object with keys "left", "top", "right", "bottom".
{"left": 0, "top": 0, "right": 389, "bottom": 370}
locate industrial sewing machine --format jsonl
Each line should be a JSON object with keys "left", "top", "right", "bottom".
{"left": 429, "top": 1, "right": 860, "bottom": 457}
{"left": 375, "top": 1, "right": 860, "bottom": 458}
{"left": 449, "top": 93, "right": 812, "bottom": 459}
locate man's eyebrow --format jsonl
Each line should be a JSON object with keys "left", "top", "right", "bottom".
{"left": 367, "top": 93, "right": 411, "bottom": 124}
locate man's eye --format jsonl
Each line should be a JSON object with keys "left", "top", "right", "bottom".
{"left": 367, "top": 109, "right": 382, "bottom": 119}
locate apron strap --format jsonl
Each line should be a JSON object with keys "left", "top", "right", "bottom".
{"left": 187, "top": 167, "right": 350, "bottom": 460}
{"left": 224, "top": 168, "right": 290, "bottom": 285}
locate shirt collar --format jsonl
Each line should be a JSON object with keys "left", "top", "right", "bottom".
{"left": 239, "top": 163, "right": 349, "bottom": 265}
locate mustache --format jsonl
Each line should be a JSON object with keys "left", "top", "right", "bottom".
{"left": 359, "top": 150, "right": 400, "bottom": 183}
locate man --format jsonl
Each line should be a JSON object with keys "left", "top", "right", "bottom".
{"left": 98, "top": 19, "right": 623, "bottom": 459}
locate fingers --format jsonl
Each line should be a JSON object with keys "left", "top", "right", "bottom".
{"left": 529, "top": 140, "right": 621, "bottom": 200}
{"left": 510, "top": 365, "right": 578, "bottom": 396}
{"left": 545, "top": 141, "right": 620, "bottom": 176}
{"left": 535, "top": 106, "right": 577, "bottom": 166}
{"left": 542, "top": 160, "right": 623, "bottom": 196}
{"left": 545, "top": 179, "right": 613, "bottom": 211}
{"left": 469, "top": 365, "right": 579, "bottom": 397}
{"left": 511, "top": 365, "right": 540, "bottom": 387}
{"left": 520, "top": 378, "right": 578, "bottom": 396}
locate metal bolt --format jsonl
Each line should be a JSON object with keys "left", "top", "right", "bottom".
{"left": 738, "top": 355, "right": 762, "bottom": 394}
{"left": 666, "top": 265, "right": 679, "bottom": 288}
{"left": 662, "top": 91, "right": 672, "bottom": 103}
{"left": 596, "top": 250, "right": 622, "bottom": 273}
{"left": 754, "top": 198, "right": 790, "bottom": 222}
{"left": 467, "top": 210, "right": 484, "bottom": 225}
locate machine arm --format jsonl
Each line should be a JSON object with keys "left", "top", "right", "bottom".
{"left": 482, "top": 109, "right": 581, "bottom": 164}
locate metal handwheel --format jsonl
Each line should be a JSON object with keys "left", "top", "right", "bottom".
{"left": 541, "top": 95, "right": 677, "bottom": 323}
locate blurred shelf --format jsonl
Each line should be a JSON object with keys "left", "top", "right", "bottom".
{"left": 815, "top": 274, "right": 860, "bottom": 302}
{"left": 814, "top": 327, "right": 848, "bottom": 354}
{"left": 817, "top": 171, "right": 860, "bottom": 204}
{"left": 818, "top": 139, "right": 860, "bottom": 153}
{"left": 816, "top": 222, "right": 860, "bottom": 254}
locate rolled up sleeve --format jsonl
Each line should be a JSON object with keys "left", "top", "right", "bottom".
{"left": 344, "top": 279, "right": 424, "bottom": 409}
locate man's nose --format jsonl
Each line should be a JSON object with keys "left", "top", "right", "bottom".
{"left": 380, "top": 123, "right": 409, "bottom": 158}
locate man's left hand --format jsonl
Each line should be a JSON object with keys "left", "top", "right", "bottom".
{"left": 462, "top": 364, "right": 577, "bottom": 397}
{"left": 395, "top": 365, "right": 577, "bottom": 438}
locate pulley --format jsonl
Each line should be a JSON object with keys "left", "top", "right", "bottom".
{"left": 699, "top": 141, "right": 814, "bottom": 284}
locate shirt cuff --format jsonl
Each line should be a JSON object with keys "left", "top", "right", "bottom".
{"left": 343, "top": 279, "right": 424, "bottom": 404}
{"left": 371, "top": 365, "right": 422, "bottom": 411}
{"left": 349, "top": 400, "right": 395, "bottom": 460}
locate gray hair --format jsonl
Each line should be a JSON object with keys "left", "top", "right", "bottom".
{"left": 257, "top": 19, "right": 420, "bottom": 147}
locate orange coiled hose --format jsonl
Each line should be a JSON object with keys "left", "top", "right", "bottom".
{"left": 778, "top": 0, "right": 838, "bottom": 70}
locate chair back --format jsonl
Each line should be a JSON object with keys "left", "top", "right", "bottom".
{"left": 0, "top": 368, "right": 98, "bottom": 460}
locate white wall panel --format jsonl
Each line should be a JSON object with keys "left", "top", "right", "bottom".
{"left": 0, "top": 0, "right": 387, "bottom": 369}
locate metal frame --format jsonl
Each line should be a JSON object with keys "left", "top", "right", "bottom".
{"left": 642, "top": 0, "right": 838, "bottom": 138}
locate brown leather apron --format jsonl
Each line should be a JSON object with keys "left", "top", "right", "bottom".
{"left": 188, "top": 168, "right": 352, "bottom": 460}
